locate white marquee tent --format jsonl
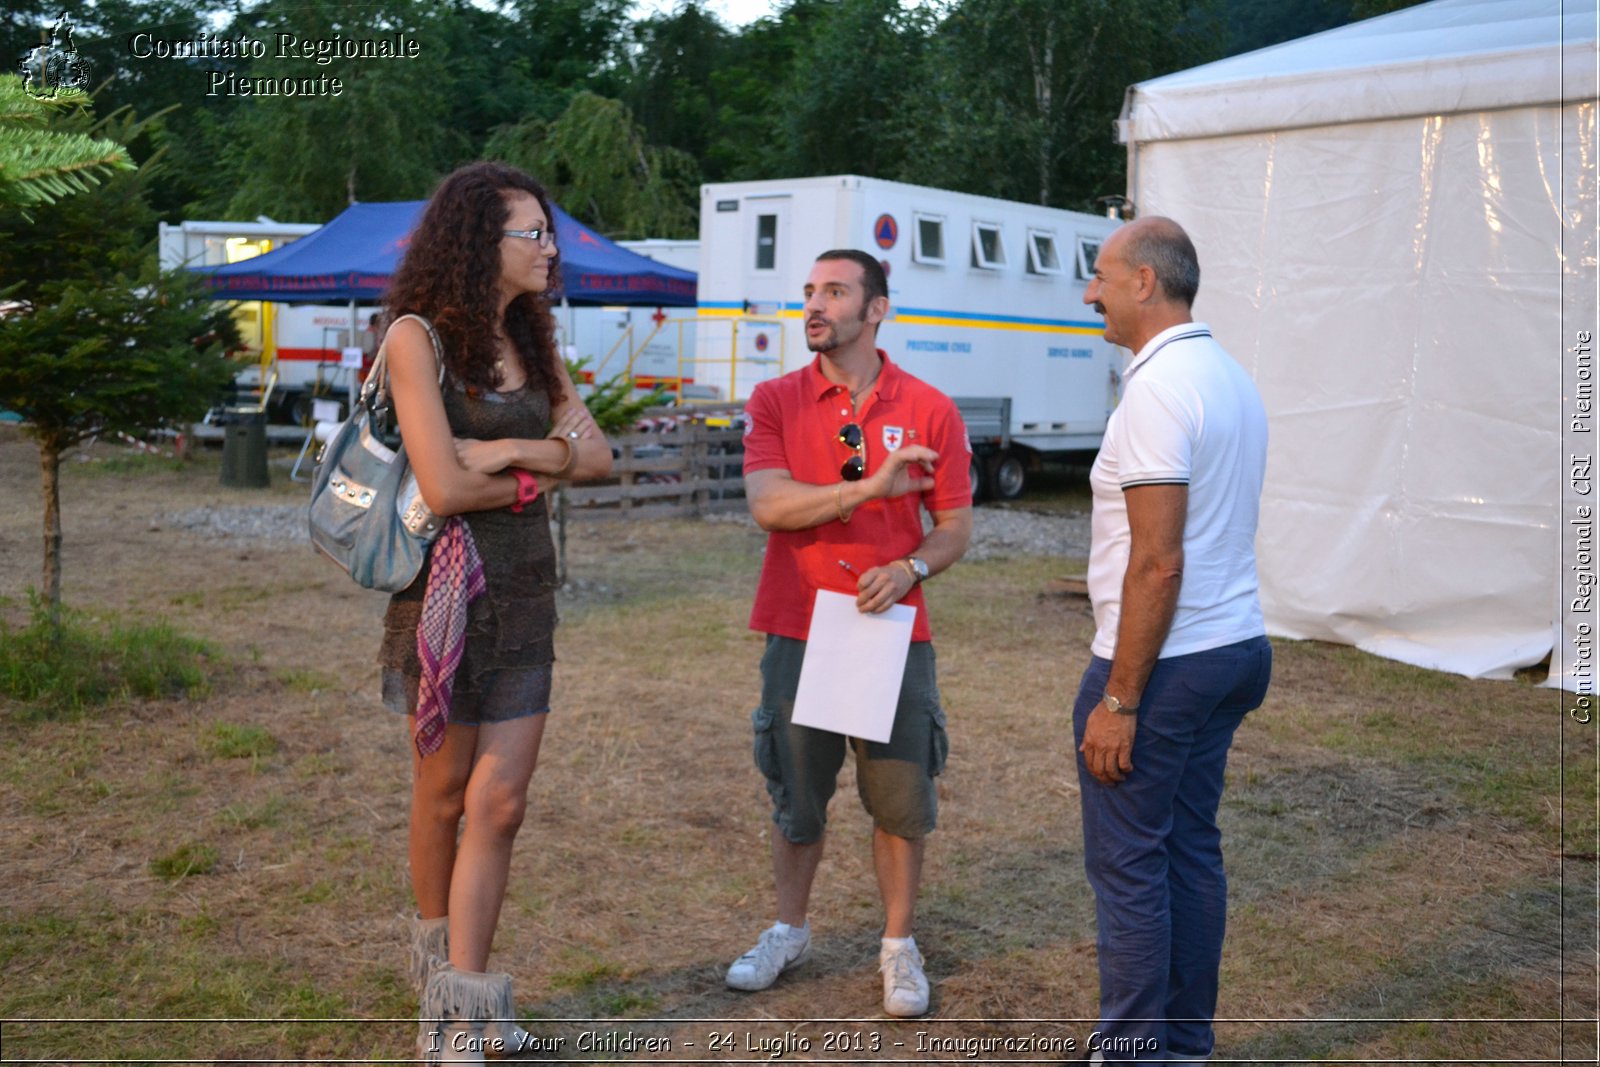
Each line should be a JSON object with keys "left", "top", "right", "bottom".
{"left": 1118, "top": 0, "right": 1598, "bottom": 685}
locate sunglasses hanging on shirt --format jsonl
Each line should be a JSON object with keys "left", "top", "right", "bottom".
{"left": 837, "top": 423, "right": 866, "bottom": 482}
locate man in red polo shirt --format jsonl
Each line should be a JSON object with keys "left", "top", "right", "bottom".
{"left": 725, "top": 249, "right": 972, "bottom": 1017}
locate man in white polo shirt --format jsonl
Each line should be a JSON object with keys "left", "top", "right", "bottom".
{"left": 1070, "top": 217, "right": 1272, "bottom": 1065}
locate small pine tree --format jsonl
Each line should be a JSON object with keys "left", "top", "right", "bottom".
{"left": 0, "top": 94, "right": 237, "bottom": 629}
{"left": 566, "top": 357, "right": 670, "bottom": 433}
{"left": 0, "top": 75, "right": 133, "bottom": 213}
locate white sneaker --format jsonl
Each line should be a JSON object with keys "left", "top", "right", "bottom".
{"left": 725, "top": 924, "right": 812, "bottom": 991}
{"left": 879, "top": 941, "right": 929, "bottom": 1017}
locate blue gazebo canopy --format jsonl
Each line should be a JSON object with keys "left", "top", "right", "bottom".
{"left": 197, "top": 200, "right": 696, "bottom": 306}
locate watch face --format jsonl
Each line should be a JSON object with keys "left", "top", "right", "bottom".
{"left": 912, "top": 558, "right": 929, "bottom": 579}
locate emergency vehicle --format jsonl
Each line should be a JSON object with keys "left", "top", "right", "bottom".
{"left": 159, "top": 219, "right": 364, "bottom": 424}
{"left": 693, "top": 175, "right": 1123, "bottom": 499}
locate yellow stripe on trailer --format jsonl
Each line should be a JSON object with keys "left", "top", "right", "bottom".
{"left": 695, "top": 307, "right": 800, "bottom": 319}
{"left": 894, "top": 314, "right": 1104, "bottom": 335}
{"left": 697, "top": 306, "right": 1102, "bottom": 336}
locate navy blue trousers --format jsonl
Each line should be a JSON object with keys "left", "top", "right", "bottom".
{"left": 1073, "top": 636, "right": 1272, "bottom": 1063}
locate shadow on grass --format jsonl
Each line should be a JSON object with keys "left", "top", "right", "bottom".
{"left": 1225, "top": 881, "right": 1575, "bottom": 1063}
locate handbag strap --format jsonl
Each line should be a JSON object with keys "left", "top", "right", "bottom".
{"left": 363, "top": 313, "right": 445, "bottom": 414}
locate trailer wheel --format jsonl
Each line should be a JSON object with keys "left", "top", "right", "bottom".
{"left": 989, "top": 451, "right": 1027, "bottom": 501}
{"left": 285, "top": 391, "right": 315, "bottom": 427}
{"left": 969, "top": 454, "right": 990, "bottom": 503}
{"left": 264, "top": 391, "right": 296, "bottom": 426}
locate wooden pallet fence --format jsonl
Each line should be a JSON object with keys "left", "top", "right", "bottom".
{"left": 565, "top": 424, "right": 747, "bottom": 519}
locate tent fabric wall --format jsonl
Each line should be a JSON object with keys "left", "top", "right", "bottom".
{"left": 1121, "top": 0, "right": 1591, "bottom": 142}
{"left": 1122, "top": 0, "right": 1597, "bottom": 683}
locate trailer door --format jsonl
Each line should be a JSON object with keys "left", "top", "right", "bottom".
{"left": 733, "top": 196, "right": 792, "bottom": 391}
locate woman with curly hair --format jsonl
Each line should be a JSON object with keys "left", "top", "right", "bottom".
{"left": 379, "top": 161, "right": 611, "bottom": 1063}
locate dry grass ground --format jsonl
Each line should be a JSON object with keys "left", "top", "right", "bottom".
{"left": 0, "top": 425, "right": 1594, "bottom": 1065}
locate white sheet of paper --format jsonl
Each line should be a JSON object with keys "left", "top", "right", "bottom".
{"left": 792, "top": 590, "right": 915, "bottom": 743}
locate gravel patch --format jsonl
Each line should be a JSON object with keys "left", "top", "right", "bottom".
{"left": 158, "top": 505, "right": 308, "bottom": 545}
{"left": 160, "top": 502, "right": 1089, "bottom": 561}
{"left": 706, "top": 504, "right": 1089, "bottom": 561}
{"left": 966, "top": 506, "right": 1090, "bottom": 561}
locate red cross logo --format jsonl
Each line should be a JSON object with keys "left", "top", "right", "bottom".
{"left": 651, "top": 308, "right": 667, "bottom": 327}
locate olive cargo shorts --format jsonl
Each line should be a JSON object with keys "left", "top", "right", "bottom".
{"left": 751, "top": 634, "right": 949, "bottom": 843}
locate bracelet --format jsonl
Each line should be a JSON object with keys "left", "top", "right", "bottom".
{"left": 896, "top": 558, "right": 919, "bottom": 584}
{"left": 550, "top": 436, "right": 579, "bottom": 480}
{"left": 835, "top": 483, "right": 852, "bottom": 525}
{"left": 509, "top": 468, "right": 540, "bottom": 513}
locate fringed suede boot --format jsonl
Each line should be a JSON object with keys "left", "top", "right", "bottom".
{"left": 407, "top": 914, "right": 450, "bottom": 994}
{"left": 418, "top": 962, "right": 515, "bottom": 1065}
{"left": 408, "top": 915, "right": 533, "bottom": 1059}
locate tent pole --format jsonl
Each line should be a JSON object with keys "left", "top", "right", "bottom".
{"left": 348, "top": 299, "right": 359, "bottom": 413}
{"left": 563, "top": 297, "right": 574, "bottom": 366}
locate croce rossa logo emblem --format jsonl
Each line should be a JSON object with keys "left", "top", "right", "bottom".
{"left": 19, "top": 12, "right": 94, "bottom": 97}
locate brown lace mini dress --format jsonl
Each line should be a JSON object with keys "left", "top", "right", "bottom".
{"left": 379, "top": 376, "right": 561, "bottom": 723}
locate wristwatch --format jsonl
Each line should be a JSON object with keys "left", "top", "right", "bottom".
{"left": 905, "top": 557, "right": 929, "bottom": 584}
{"left": 1103, "top": 693, "right": 1138, "bottom": 716}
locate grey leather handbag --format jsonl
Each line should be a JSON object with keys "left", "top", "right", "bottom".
{"left": 308, "top": 314, "right": 444, "bottom": 593}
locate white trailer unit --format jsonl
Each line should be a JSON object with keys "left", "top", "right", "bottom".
{"left": 158, "top": 218, "right": 320, "bottom": 272}
{"left": 694, "top": 175, "right": 1122, "bottom": 498}
{"left": 159, "top": 219, "right": 365, "bottom": 423}
{"left": 557, "top": 239, "right": 700, "bottom": 395}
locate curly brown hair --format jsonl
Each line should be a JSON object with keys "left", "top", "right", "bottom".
{"left": 383, "top": 162, "right": 564, "bottom": 401}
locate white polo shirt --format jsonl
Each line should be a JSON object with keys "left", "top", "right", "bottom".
{"left": 1087, "top": 322, "right": 1268, "bottom": 660}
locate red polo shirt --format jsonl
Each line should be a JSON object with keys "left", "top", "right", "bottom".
{"left": 743, "top": 351, "right": 972, "bottom": 642}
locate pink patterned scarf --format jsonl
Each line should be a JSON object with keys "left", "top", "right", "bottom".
{"left": 414, "top": 517, "right": 486, "bottom": 757}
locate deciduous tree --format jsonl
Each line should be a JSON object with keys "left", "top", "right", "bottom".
{"left": 506, "top": 0, "right": 632, "bottom": 107}
{"left": 63, "top": 0, "right": 246, "bottom": 222}
{"left": 612, "top": 2, "right": 731, "bottom": 170}
{"left": 771, "top": 0, "right": 931, "bottom": 180}
{"left": 897, "top": 0, "right": 1219, "bottom": 211}
{"left": 485, "top": 91, "right": 697, "bottom": 239}
{"left": 212, "top": 0, "right": 456, "bottom": 221}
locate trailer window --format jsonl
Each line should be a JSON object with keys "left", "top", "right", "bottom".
{"left": 755, "top": 213, "right": 778, "bottom": 271}
{"left": 971, "top": 222, "right": 1006, "bottom": 270}
{"left": 1025, "top": 230, "right": 1063, "bottom": 275}
{"left": 1076, "top": 237, "right": 1102, "bottom": 281}
{"left": 913, "top": 214, "right": 946, "bottom": 265}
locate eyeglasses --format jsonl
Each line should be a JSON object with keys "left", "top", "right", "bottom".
{"left": 837, "top": 423, "right": 866, "bottom": 481}
{"left": 503, "top": 228, "right": 555, "bottom": 248}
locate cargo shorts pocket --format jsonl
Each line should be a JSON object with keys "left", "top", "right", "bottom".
{"left": 751, "top": 705, "right": 782, "bottom": 783}
{"left": 927, "top": 703, "right": 949, "bottom": 778}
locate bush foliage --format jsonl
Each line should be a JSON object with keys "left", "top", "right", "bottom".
{"left": 0, "top": 596, "right": 217, "bottom": 717}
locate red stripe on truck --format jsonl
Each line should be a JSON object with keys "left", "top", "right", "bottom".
{"left": 275, "top": 347, "right": 342, "bottom": 362}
